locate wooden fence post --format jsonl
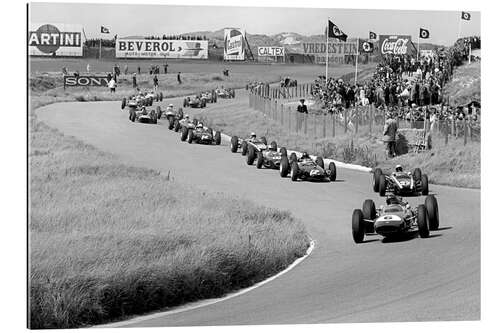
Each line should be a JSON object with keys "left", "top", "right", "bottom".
{"left": 332, "top": 114, "right": 336, "bottom": 137}
{"left": 323, "top": 114, "right": 327, "bottom": 138}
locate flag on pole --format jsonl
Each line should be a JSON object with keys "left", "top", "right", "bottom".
{"left": 327, "top": 20, "right": 347, "bottom": 41}
{"left": 101, "top": 26, "right": 110, "bottom": 34}
{"left": 369, "top": 31, "right": 377, "bottom": 40}
{"left": 358, "top": 39, "right": 374, "bottom": 53}
{"left": 419, "top": 28, "right": 430, "bottom": 39}
{"left": 461, "top": 11, "right": 471, "bottom": 20}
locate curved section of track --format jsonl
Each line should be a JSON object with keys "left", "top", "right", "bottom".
{"left": 36, "top": 94, "right": 480, "bottom": 326}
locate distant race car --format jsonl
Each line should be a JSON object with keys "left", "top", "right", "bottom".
{"left": 128, "top": 106, "right": 160, "bottom": 124}
{"left": 183, "top": 95, "right": 207, "bottom": 108}
{"left": 121, "top": 91, "right": 162, "bottom": 109}
{"left": 245, "top": 141, "right": 286, "bottom": 169}
{"left": 279, "top": 152, "right": 337, "bottom": 182}
{"left": 351, "top": 194, "right": 439, "bottom": 243}
{"left": 163, "top": 105, "right": 184, "bottom": 130}
{"left": 372, "top": 167, "right": 429, "bottom": 196}
{"left": 182, "top": 125, "right": 221, "bottom": 145}
{"left": 215, "top": 87, "right": 235, "bottom": 99}
{"left": 201, "top": 90, "right": 217, "bottom": 103}
{"left": 229, "top": 135, "right": 268, "bottom": 155}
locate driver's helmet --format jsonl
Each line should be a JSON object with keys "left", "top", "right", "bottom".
{"left": 302, "top": 152, "right": 310, "bottom": 159}
{"left": 196, "top": 123, "right": 203, "bottom": 129}
{"left": 168, "top": 104, "right": 174, "bottom": 107}
{"left": 386, "top": 194, "right": 400, "bottom": 205}
{"left": 395, "top": 165, "right": 403, "bottom": 172}
{"left": 250, "top": 132, "right": 256, "bottom": 138}
{"left": 184, "top": 115, "right": 190, "bottom": 119}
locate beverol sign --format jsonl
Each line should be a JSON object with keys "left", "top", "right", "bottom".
{"left": 63, "top": 76, "right": 109, "bottom": 88}
{"left": 115, "top": 39, "right": 208, "bottom": 59}
{"left": 379, "top": 35, "right": 412, "bottom": 55}
{"left": 257, "top": 47, "right": 285, "bottom": 57}
{"left": 224, "top": 28, "right": 245, "bottom": 60}
{"left": 29, "top": 23, "right": 83, "bottom": 57}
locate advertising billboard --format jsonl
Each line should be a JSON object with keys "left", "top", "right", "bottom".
{"left": 29, "top": 23, "right": 83, "bottom": 57}
{"left": 379, "top": 35, "right": 412, "bottom": 55}
{"left": 224, "top": 28, "right": 245, "bottom": 60}
{"left": 257, "top": 46, "right": 285, "bottom": 57}
{"left": 63, "top": 75, "right": 110, "bottom": 88}
{"left": 115, "top": 39, "right": 208, "bottom": 59}
{"left": 302, "top": 42, "right": 358, "bottom": 64}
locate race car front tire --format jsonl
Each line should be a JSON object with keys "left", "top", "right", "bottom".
{"left": 373, "top": 168, "right": 383, "bottom": 192}
{"left": 174, "top": 119, "right": 180, "bottom": 132}
{"left": 352, "top": 209, "right": 365, "bottom": 243}
{"left": 362, "top": 199, "right": 376, "bottom": 233}
{"left": 328, "top": 162, "right": 337, "bottom": 182}
{"left": 247, "top": 146, "right": 255, "bottom": 165}
{"left": 379, "top": 175, "right": 387, "bottom": 196}
{"left": 290, "top": 161, "right": 299, "bottom": 181}
{"left": 230, "top": 136, "right": 238, "bottom": 153}
{"left": 121, "top": 98, "right": 126, "bottom": 110}
{"left": 280, "top": 156, "right": 289, "bottom": 177}
{"left": 316, "top": 156, "right": 324, "bottom": 169}
{"left": 181, "top": 127, "right": 188, "bottom": 142}
{"left": 168, "top": 116, "right": 174, "bottom": 130}
{"left": 290, "top": 152, "right": 297, "bottom": 163}
{"left": 241, "top": 141, "right": 248, "bottom": 156}
{"left": 214, "top": 131, "right": 221, "bottom": 145}
{"left": 187, "top": 129, "right": 194, "bottom": 144}
{"left": 256, "top": 151, "right": 264, "bottom": 169}
{"left": 425, "top": 195, "right": 439, "bottom": 230}
{"left": 279, "top": 147, "right": 287, "bottom": 157}
{"left": 421, "top": 174, "right": 429, "bottom": 195}
{"left": 417, "top": 204, "right": 430, "bottom": 238}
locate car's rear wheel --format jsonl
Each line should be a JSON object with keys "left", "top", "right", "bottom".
{"left": 174, "top": 119, "right": 180, "bottom": 132}
{"left": 316, "top": 156, "right": 324, "bottom": 169}
{"left": 121, "top": 98, "right": 126, "bottom": 110}
{"left": 373, "top": 168, "right": 383, "bottom": 192}
{"left": 256, "top": 151, "right": 264, "bottom": 169}
{"left": 214, "top": 131, "right": 221, "bottom": 145}
{"left": 328, "top": 162, "right": 337, "bottom": 181}
{"left": 156, "top": 106, "right": 161, "bottom": 119}
{"left": 379, "top": 175, "right": 386, "bottom": 196}
{"left": 168, "top": 116, "right": 174, "bottom": 130}
{"left": 183, "top": 98, "right": 188, "bottom": 107}
{"left": 421, "top": 174, "right": 429, "bottom": 195}
{"left": 230, "top": 136, "right": 238, "bottom": 153}
{"left": 279, "top": 147, "right": 287, "bottom": 157}
{"left": 187, "top": 129, "right": 194, "bottom": 143}
{"left": 241, "top": 141, "right": 248, "bottom": 156}
{"left": 362, "top": 199, "right": 376, "bottom": 233}
{"left": 290, "top": 161, "right": 299, "bottom": 181}
{"left": 352, "top": 209, "right": 365, "bottom": 243}
{"left": 413, "top": 168, "right": 422, "bottom": 182}
{"left": 181, "top": 126, "right": 188, "bottom": 142}
{"left": 280, "top": 156, "right": 289, "bottom": 177}
{"left": 270, "top": 141, "right": 277, "bottom": 151}
{"left": 425, "top": 195, "right": 439, "bottom": 230}
{"left": 290, "top": 152, "right": 297, "bottom": 163}
{"left": 417, "top": 204, "right": 430, "bottom": 238}
{"left": 247, "top": 146, "right": 255, "bottom": 165}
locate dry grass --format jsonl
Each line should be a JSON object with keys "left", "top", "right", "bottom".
{"left": 29, "top": 93, "right": 309, "bottom": 328}
{"left": 443, "top": 61, "right": 481, "bottom": 106}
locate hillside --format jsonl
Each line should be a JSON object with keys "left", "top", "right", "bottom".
{"left": 443, "top": 61, "right": 481, "bottom": 106}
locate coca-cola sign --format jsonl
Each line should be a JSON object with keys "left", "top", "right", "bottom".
{"left": 379, "top": 35, "right": 412, "bottom": 55}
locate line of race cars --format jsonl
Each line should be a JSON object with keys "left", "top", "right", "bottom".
{"left": 121, "top": 88, "right": 440, "bottom": 244}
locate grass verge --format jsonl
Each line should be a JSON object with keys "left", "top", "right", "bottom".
{"left": 29, "top": 95, "right": 309, "bottom": 328}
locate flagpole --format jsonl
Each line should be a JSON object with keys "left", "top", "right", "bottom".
{"left": 417, "top": 36, "right": 420, "bottom": 61}
{"left": 457, "top": 12, "right": 462, "bottom": 41}
{"left": 468, "top": 39, "right": 472, "bottom": 64}
{"left": 354, "top": 38, "right": 359, "bottom": 85}
{"left": 325, "top": 18, "right": 329, "bottom": 82}
{"left": 99, "top": 37, "right": 102, "bottom": 60}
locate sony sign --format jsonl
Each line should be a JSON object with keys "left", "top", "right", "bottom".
{"left": 63, "top": 76, "right": 110, "bottom": 88}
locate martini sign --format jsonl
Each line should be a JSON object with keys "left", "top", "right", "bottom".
{"left": 29, "top": 23, "right": 83, "bottom": 57}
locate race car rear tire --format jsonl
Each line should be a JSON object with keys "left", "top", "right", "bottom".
{"left": 214, "top": 131, "right": 221, "bottom": 145}
{"left": 417, "top": 204, "right": 430, "bottom": 238}
{"left": 280, "top": 156, "right": 289, "bottom": 177}
{"left": 316, "top": 157, "right": 324, "bottom": 169}
{"left": 168, "top": 116, "right": 174, "bottom": 130}
{"left": 373, "top": 168, "right": 383, "bottom": 192}
{"left": 362, "top": 199, "right": 376, "bottom": 233}
{"left": 247, "top": 146, "right": 255, "bottom": 165}
{"left": 413, "top": 168, "right": 422, "bottom": 182}
{"left": 425, "top": 195, "right": 439, "bottom": 230}
{"left": 279, "top": 147, "right": 287, "bottom": 157}
{"left": 256, "top": 151, "right": 264, "bottom": 169}
{"left": 181, "top": 127, "right": 188, "bottom": 142}
{"left": 241, "top": 141, "right": 248, "bottom": 156}
{"left": 187, "top": 129, "right": 194, "bottom": 144}
{"left": 260, "top": 136, "right": 267, "bottom": 145}
{"left": 230, "top": 136, "right": 238, "bottom": 153}
{"left": 214, "top": 94, "right": 217, "bottom": 103}
{"left": 156, "top": 106, "right": 162, "bottom": 119}
{"left": 352, "top": 209, "right": 365, "bottom": 243}
{"left": 290, "top": 161, "right": 299, "bottom": 181}
{"left": 379, "top": 175, "right": 386, "bottom": 196}
{"left": 328, "top": 162, "right": 337, "bottom": 182}
{"left": 183, "top": 98, "right": 188, "bottom": 107}
{"left": 121, "top": 98, "right": 126, "bottom": 110}
{"left": 290, "top": 152, "right": 297, "bottom": 163}
{"left": 270, "top": 141, "right": 278, "bottom": 151}
{"left": 174, "top": 119, "right": 180, "bottom": 132}
{"left": 421, "top": 174, "right": 429, "bottom": 195}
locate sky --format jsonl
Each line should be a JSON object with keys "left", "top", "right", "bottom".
{"left": 29, "top": 2, "right": 481, "bottom": 46}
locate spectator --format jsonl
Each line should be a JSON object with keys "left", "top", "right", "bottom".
{"left": 164, "top": 62, "right": 168, "bottom": 74}
{"left": 297, "top": 98, "right": 308, "bottom": 130}
{"left": 153, "top": 75, "right": 159, "bottom": 91}
{"left": 383, "top": 111, "right": 398, "bottom": 158}
{"left": 124, "top": 64, "right": 128, "bottom": 75}
{"left": 108, "top": 77, "right": 116, "bottom": 93}
{"left": 132, "top": 73, "right": 137, "bottom": 88}
{"left": 137, "top": 66, "right": 141, "bottom": 75}
{"left": 86, "top": 63, "right": 90, "bottom": 73}
{"left": 177, "top": 72, "right": 182, "bottom": 84}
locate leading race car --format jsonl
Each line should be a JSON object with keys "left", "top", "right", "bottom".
{"left": 351, "top": 194, "right": 439, "bottom": 243}
{"left": 121, "top": 93, "right": 148, "bottom": 110}
{"left": 182, "top": 123, "right": 221, "bottom": 145}
{"left": 245, "top": 140, "right": 287, "bottom": 169}
{"left": 372, "top": 165, "right": 429, "bottom": 197}
{"left": 279, "top": 151, "right": 337, "bottom": 182}
{"left": 230, "top": 133, "right": 268, "bottom": 156}
{"left": 128, "top": 106, "right": 160, "bottom": 124}
{"left": 183, "top": 95, "right": 207, "bottom": 108}
{"left": 215, "top": 87, "right": 235, "bottom": 99}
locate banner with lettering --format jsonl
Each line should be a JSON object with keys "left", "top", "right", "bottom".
{"left": 379, "top": 35, "right": 412, "bottom": 55}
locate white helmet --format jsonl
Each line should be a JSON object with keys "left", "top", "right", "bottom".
{"left": 250, "top": 132, "right": 256, "bottom": 137}
{"left": 196, "top": 123, "right": 203, "bottom": 128}
{"left": 169, "top": 103, "right": 173, "bottom": 107}
{"left": 395, "top": 165, "right": 403, "bottom": 172}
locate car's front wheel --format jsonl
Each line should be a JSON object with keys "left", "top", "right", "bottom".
{"left": 352, "top": 209, "right": 365, "bottom": 243}
{"left": 417, "top": 204, "right": 430, "bottom": 238}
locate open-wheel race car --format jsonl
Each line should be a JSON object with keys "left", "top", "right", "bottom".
{"left": 183, "top": 95, "right": 207, "bottom": 108}
{"left": 245, "top": 140, "right": 287, "bottom": 169}
{"left": 128, "top": 106, "right": 160, "bottom": 124}
{"left": 372, "top": 166, "right": 429, "bottom": 196}
{"left": 229, "top": 134, "right": 268, "bottom": 156}
{"left": 176, "top": 116, "right": 199, "bottom": 134}
{"left": 201, "top": 90, "right": 217, "bottom": 103}
{"left": 279, "top": 151, "right": 337, "bottom": 182}
{"left": 215, "top": 87, "right": 235, "bottom": 99}
{"left": 121, "top": 91, "right": 163, "bottom": 110}
{"left": 181, "top": 123, "right": 221, "bottom": 145}
{"left": 162, "top": 104, "right": 184, "bottom": 130}
{"left": 351, "top": 194, "right": 439, "bottom": 243}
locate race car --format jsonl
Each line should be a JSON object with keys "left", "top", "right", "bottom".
{"left": 182, "top": 124, "right": 221, "bottom": 145}
{"left": 163, "top": 104, "right": 184, "bottom": 130}
{"left": 144, "top": 90, "right": 163, "bottom": 104}
{"left": 201, "top": 90, "right": 217, "bottom": 103}
{"left": 128, "top": 106, "right": 160, "bottom": 124}
{"left": 351, "top": 194, "right": 439, "bottom": 243}
{"left": 215, "top": 87, "right": 235, "bottom": 99}
{"left": 372, "top": 166, "right": 429, "bottom": 196}
{"left": 229, "top": 133, "right": 268, "bottom": 155}
{"left": 183, "top": 95, "right": 207, "bottom": 108}
{"left": 121, "top": 93, "right": 148, "bottom": 110}
{"left": 178, "top": 116, "right": 198, "bottom": 138}
{"left": 279, "top": 151, "right": 337, "bottom": 182}
{"left": 245, "top": 141, "right": 286, "bottom": 169}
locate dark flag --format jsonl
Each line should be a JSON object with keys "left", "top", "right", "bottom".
{"left": 369, "top": 31, "right": 377, "bottom": 40}
{"left": 101, "top": 26, "right": 110, "bottom": 34}
{"left": 358, "top": 39, "right": 374, "bottom": 53}
{"left": 419, "top": 28, "right": 430, "bottom": 39}
{"left": 327, "top": 20, "right": 348, "bottom": 41}
{"left": 461, "top": 11, "right": 471, "bottom": 20}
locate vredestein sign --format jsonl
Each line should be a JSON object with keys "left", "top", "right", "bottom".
{"left": 302, "top": 42, "right": 358, "bottom": 64}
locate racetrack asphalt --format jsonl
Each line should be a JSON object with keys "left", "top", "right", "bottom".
{"left": 36, "top": 91, "right": 480, "bottom": 326}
